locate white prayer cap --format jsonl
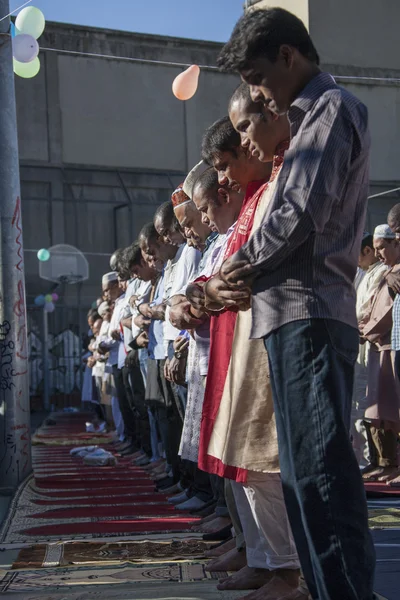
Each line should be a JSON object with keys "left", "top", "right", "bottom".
{"left": 362, "top": 231, "right": 371, "bottom": 240}
{"left": 183, "top": 160, "right": 211, "bottom": 198}
{"left": 373, "top": 224, "right": 396, "bottom": 239}
{"left": 98, "top": 302, "right": 109, "bottom": 318}
{"left": 102, "top": 271, "right": 118, "bottom": 285}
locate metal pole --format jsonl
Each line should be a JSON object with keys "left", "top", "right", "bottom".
{"left": 42, "top": 307, "right": 50, "bottom": 410}
{"left": 77, "top": 280, "right": 83, "bottom": 392}
{"left": 0, "top": 2, "right": 32, "bottom": 490}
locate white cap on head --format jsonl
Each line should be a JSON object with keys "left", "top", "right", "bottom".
{"left": 98, "top": 302, "right": 109, "bottom": 318}
{"left": 183, "top": 160, "right": 211, "bottom": 198}
{"left": 373, "top": 224, "right": 396, "bottom": 239}
{"left": 102, "top": 272, "right": 118, "bottom": 285}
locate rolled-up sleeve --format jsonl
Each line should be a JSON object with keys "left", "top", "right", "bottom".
{"left": 240, "top": 95, "right": 355, "bottom": 273}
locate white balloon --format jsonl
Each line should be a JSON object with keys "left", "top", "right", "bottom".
{"left": 12, "top": 34, "right": 39, "bottom": 63}
{"left": 15, "top": 6, "right": 45, "bottom": 40}
{"left": 13, "top": 56, "right": 40, "bottom": 79}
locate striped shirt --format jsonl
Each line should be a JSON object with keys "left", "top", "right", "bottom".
{"left": 391, "top": 295, "right": 400, "bottom": 351}
{"left": 239, "top": 72, "right": 371, "bottom": 338}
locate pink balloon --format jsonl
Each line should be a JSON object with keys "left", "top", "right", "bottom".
{"left": 172, "top": 65, "right": 200, "bottom": 101}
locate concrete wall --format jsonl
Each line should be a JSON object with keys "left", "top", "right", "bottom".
{"left": 15, "top": 23, "right": 239, "bottom": 309}
{"left": 246, "top": 1, "right": 400, "bottom": 222}
{"left": 16, "top": 16, "right": 400, "bottom": 313}
{"left": 248, "top": 0, "right": 400, "bottom": 72}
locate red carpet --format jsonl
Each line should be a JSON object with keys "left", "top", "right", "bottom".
{"left": 20, "top": 517, "right": 199, "bottom": 537}
{"left": 33, "top": 486, "right": 164, "bottom": 498}
{"left": 32, "top": 494, "right": 169, "bottom": 505}
{"left": 12, "top": 411, "right": 200, "bottom": 541}
{"left": 29, "top": 505, "right": 187, "bottom": 518}
{"left": 365, "top": 481, "right": 400, "bottom": 497}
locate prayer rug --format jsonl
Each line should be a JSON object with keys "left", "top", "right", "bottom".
{"left": 32, "top": 494, "right": 168, "bottom": 505}
{"left": 27, "top": 504, "right": 188, "bottom": 518}
{"left": 13, "top": 539, "right": 212, "bottom": 569}
{"left": 368, "top": 507, "right": 400, "bottom": 529}
{"left": 365, "top": 482, "right": 400, "bottom": 498}
{"left": 0, "top": 582, "right": 244, "bottom": 600}
{"left": 0, "top": 562, "right": 227, "bottom": 592}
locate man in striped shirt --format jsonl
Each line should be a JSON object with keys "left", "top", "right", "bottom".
{"left": 217, "top": 7, "right": 376, "bottom": 600}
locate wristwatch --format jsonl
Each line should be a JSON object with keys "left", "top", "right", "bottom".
{"left": 174, "top": 351, "right": 184, "bottom": 360}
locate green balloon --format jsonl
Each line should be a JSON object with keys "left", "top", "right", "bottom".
{"left": 45, "top": 294, "right": 53, "bottom": 303}
{"left": 15, "top": 7, "right": 45, "bottom": 40}
{"left": 37, "top": 248, "right": 50, "bottom": 261}
{"left": 13, "top": 56, "right": 40, "bottom": 79}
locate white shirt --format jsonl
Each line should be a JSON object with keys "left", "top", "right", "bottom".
{"left": 130, "top": 279, "right": 153, "bottom": 339}
{"left": 104, "top": 294, "right": 125, "bottom": 367}
{"left": 121, "top": 279, "right": 142, "bottom": 352}
{"left": 164, "top": 244, "right": 201, "bottom": 347}
{"left": 92, "top": 319, "right": 110, "bottom": 378}
{"left": 193, "top": 223, "right": 237, "bottom": 374}
{"left": 356, "top": 261, "right": 387, "bottom": 323}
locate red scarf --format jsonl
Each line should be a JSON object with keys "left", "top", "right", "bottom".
{"left": 198, "top": 142, "right": 288, "bottom": 481}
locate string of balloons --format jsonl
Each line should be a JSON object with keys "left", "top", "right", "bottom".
{"left": 11, "top": 5, "right": 45, "bottom": 78}
{"left": 6, "top": 5, "right": 400, "bottom": 98}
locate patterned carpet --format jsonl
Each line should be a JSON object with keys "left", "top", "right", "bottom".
{"left": 2, "top": 411, "right": 399, "bottom": 599}
{"left": 0, "top": 413, "right": 200, "bottom": 544}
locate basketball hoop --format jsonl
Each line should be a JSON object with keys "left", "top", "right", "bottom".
{"left": 38, "top": 245, "right": 89, "bottom": 410}
{"left": 39, "top": 244, "right": 89, "bottom": 285}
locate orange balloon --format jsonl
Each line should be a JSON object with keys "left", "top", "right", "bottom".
{"left": 172, "top": 65, "right": 200, "bottom": 100}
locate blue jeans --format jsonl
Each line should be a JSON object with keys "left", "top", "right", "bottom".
{"left": 265, "top": 319, "right": 375, "bottom": 600}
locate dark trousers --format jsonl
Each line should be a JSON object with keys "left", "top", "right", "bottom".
{"left": 146, "top": 358, "right": 183, "bottom": 483}
{"left": 209, "top": 474, "right": 228, "bottom": 517}
{"left": 265, "top": 319, "right": 375, "bottom": 600}
{"left": 154, "top": 404, "right": 182, "bottom": 483}
{"left": 112, "top": 365, "right": 137, "bottom": 444}
{"left": 364, "top": 420, "right": 398, "bottom": 467}
{"left": 184, "top": 460, "right": 213, "bottom": 502}
{"left": 395, "top": 350, "right": 400, "bottom": 382}
{"left": 83, "top": 401, "right": 104, "bottom": 421}
{"left": 122, "top": 360, "right": 152, "bottom": 456}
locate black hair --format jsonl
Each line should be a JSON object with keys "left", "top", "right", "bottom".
{"left": 122, "top": 243, "right": 143, "bottom": 270}
{"left": 193, "top": 169, "right": 221, "bottom": 207}
{"left": 388, "top": 203, "right": 400, "bottom": 227}
{"left": 228, "top": 82, "right": 254, "bottom": 114}
{"left": 87, "top": 309, "right": 100, "bottom": 321}
{"left": 361, "top": 234, "right": 374, "bottom": 252}
{"left": 201, "top": 116, "right": 241, "bottom": 166}
{"left": 138, "top": 222, "right": 159, "bottom": 247}
{"left": 109, "top": 248, "right": 124, "bottom": 272}
{"left": 217, "top": 8, "right": 320, "bottom": 73}
{"left": 154, "top": 200, "right": 181, "bottom": 233}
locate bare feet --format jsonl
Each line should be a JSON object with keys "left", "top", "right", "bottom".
{"left": 237, "top": 576, "right": 307, "bottom": 600}
{"left": 206, "top": 547, "right": 247, "bottom": 572}
{"left": 205, "top": 537, "right": 236, "bottom": 558}
{"left": 380, "top": 467, "right": 400, "bottom": 482}
{"left": 363, "top": 466, "right": 398, "bottom": 482}
{"left": 148, "top": 463, "right": 167, "bottom": 475}
{"left": 216, "top": 566, "right": 274, "bottom": 591}
{"left": 144, "top": 459, "right": 165, "bottom": 471}
{"left": 236, "top": 570, "right": 301, "bottom": 600}
{"left": 191, "top": 512, "right": 217, "bottom": 531}
{"left": 199, "top": 512, "right": 218, "bottom": 525}
{"left": 199, "top": 516, "right": 232, "bottom": 534}
{"left": 387, "top": 473, "right": 400, "bottom": 487}
{"left": 152, "top": 471, "right": 169, "bottom": 481}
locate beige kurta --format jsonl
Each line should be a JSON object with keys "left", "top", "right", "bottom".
{"left": 207, "top": 176, "right": 280, "bottom": 474}
{"left": 360, "top": 269, "right": 400, "bottom": 426}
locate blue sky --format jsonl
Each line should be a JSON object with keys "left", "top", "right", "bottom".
{"left": 9, "top": 0, "right": 244, "bottom": 42}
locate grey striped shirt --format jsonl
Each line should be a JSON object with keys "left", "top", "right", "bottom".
{"left": 239, "top": 72, "right": 370, "bottom": 338}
